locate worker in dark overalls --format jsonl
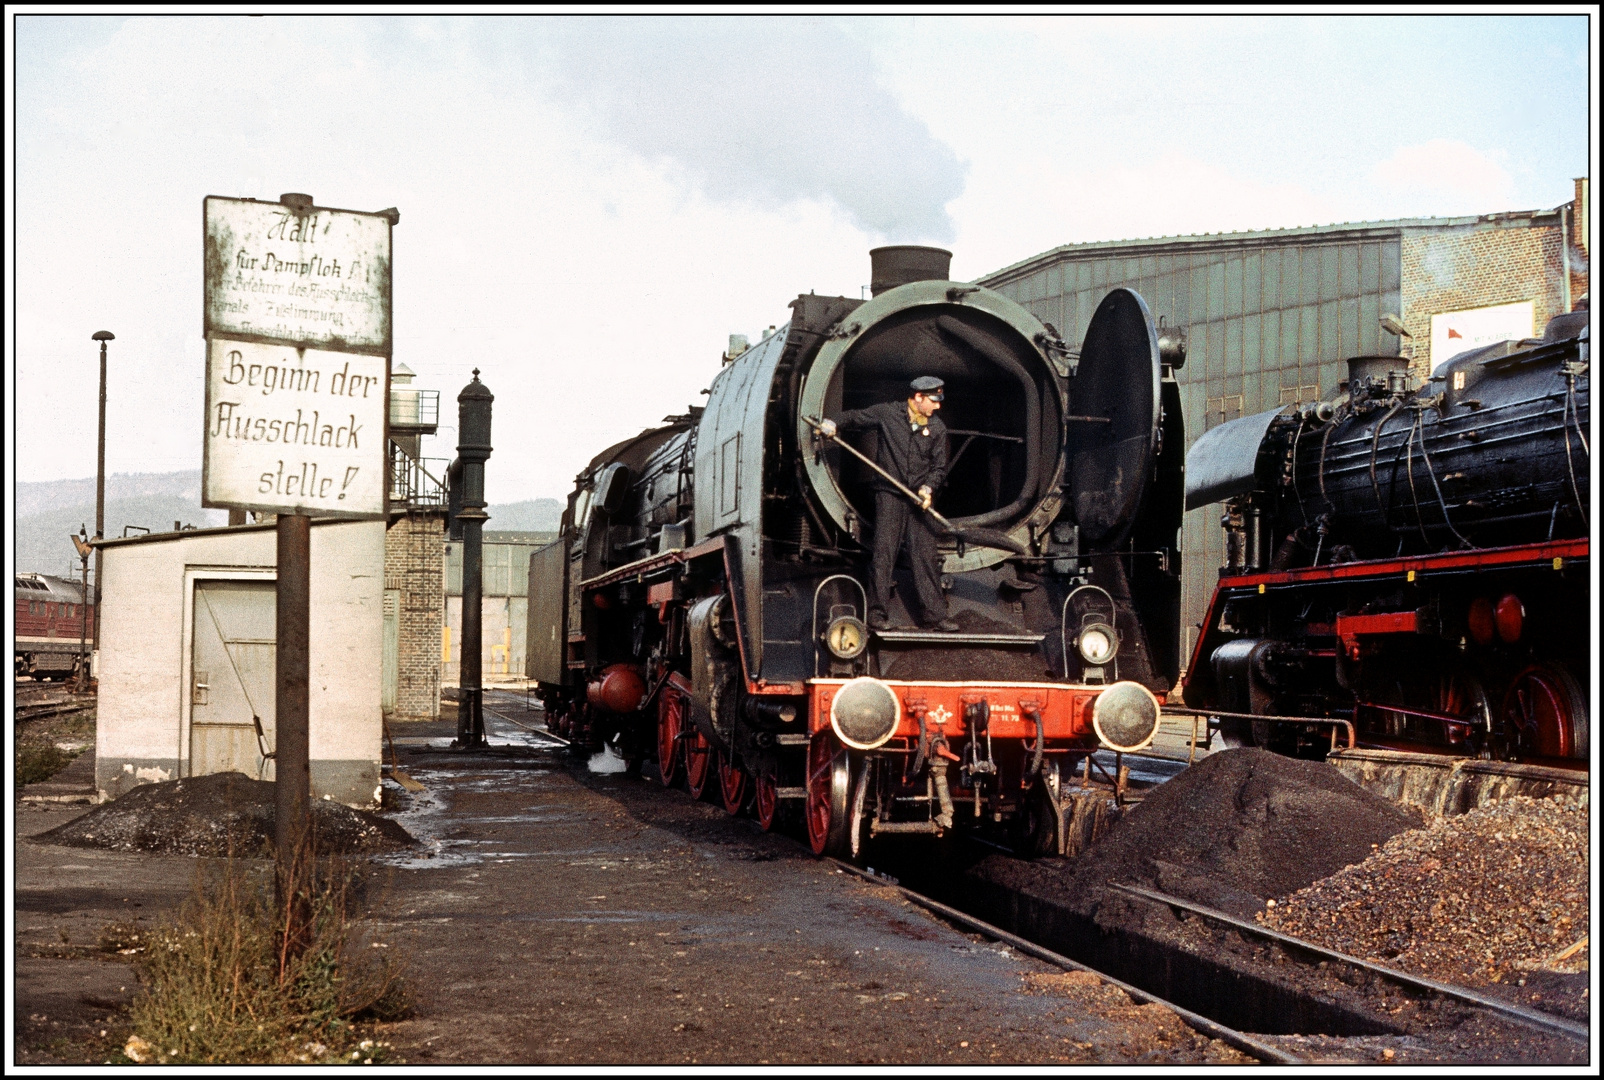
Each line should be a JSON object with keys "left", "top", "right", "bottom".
{"left": 818, "top": 376, "right": 959, "bottom": 632}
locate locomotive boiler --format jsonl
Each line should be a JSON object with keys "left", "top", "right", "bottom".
{"left": 527, "top": 247, "right": 1186, "bottom": 857}
{"left": 1183, "top": 308, "right": 1591, "bottom": 764}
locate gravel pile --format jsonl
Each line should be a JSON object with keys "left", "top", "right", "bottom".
{"left": 33, "top": 772, "right": 416, "bottom": 857}
{"left": 1259, "top": 795, "right": 1589, "bottom": 989}
{"left": 1057, "top": 748, "right": 1421, "bottom": 922}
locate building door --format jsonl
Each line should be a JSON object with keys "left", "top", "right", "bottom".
{"left": 382, "top": 589, "right": 400, "bottom": 714}
{"left": 191, "top": 580, "right": 276, "bottom": 780}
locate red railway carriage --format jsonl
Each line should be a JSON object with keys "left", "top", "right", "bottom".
{"left": 527, "top": 248, "right": 1187, "bottom": 858}
{"left": 1183, "top": 310, "right": 1590, "bottom": 766}
{"left": 15, "top": 573, "right": 95, "bottom": 681}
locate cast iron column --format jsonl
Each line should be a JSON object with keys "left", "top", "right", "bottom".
{"left": 454, "top": 370, "right": 493, "bottom": 748}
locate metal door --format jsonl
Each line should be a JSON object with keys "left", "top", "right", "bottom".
{"left": 191, "top": 580, "right": 276, "bottom": 780}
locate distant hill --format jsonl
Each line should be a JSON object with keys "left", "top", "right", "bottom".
{"left": 483, "top": 498, "right": 564, "bottom": 532}
{"left": 15, "top": 496, "right": 228, "bottom": 577}
{"left": 17, "top": 470, "right": 211, "bottom": 518}
{"left": 13, "top": 470, "right": 565, "bottom": 576}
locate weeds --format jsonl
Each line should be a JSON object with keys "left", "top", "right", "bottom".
{"left": 18, "top": 743, "right": 82, "bottom": 785}
{"left": 122, "top": 849, "right": 409, "bottom": 1064}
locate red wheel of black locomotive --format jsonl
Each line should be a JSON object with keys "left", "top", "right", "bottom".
{"left": 754, "top": 767, "right": 780, "bottom": 832}
{"left": 684, "top": 726, "right": 715, "bottom": 800}
{"left": 805, "top": 731, "right": 851, "bottom": 857}
{"left": 1500, "top": 664, "right": 1588, "bottom": 760}
{"left": 657, "top": 685, "right": 685, "bottom": 787}
{"left": 719, "top": 753, "right": 749, "bottom": 815}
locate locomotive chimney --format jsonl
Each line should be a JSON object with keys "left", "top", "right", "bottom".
{"left": 869, "top": 245, "right": 953, "bottom": 296}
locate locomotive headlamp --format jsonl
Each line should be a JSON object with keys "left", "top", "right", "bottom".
{"left": 829, "top": 677, "right": 901, "bottom": 750}
{"left": 824, "top": 615, "right": 870, "bottom": 660}
{"left": 1091, "top": 680, "right": 1161, "bottom": 753}
{"left": 1077, "top": 621, "right": 1119, "bottom": 666}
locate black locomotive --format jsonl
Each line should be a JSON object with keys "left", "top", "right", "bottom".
{"left": 1184, "top": 308, "right": 1591, "bottom": 764}
{"left": 527, "top": 247, "right": 1186, "bottom": 856}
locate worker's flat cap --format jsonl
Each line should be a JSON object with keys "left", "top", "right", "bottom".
{"left": 909, "top": 376, "right": 945, "bottom": 399}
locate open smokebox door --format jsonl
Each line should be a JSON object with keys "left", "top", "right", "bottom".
{"left": 1065, "top": 288, "right": 1163, "bottom": 549}
{"left": 797, "top": 282, "right": 1065, "bottom": 557}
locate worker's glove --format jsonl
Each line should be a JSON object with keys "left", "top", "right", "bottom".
{"left": 917, "top": 486, "right": 933, "bottom": 510}
{"left": 817, "top": 418, "right": 837, "bottom": 439}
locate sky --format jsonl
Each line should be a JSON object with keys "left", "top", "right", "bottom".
{"left": 8, "top": 10, "right": 1595, "bottom": 506}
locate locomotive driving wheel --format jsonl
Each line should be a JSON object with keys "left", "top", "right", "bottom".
{"left": 753, "top": 766, "right": 781, "bottom": 832}
{"left": 719, "top": 753, "right": 750, "bottom": 815}
{"left": 657, "top": 685, "right": 685, "bottom": 787}
{"left": 1499, "top": 663, "right": 1588, "bottom": 760}
{"left": 1364, "top": 647, "right": 1490, "bottom": 756}
{"left": 806, "top": 731, "right": 851, "bottom": 857}
{"left": 684, "top": 726, "right": 715, "bottom": 800}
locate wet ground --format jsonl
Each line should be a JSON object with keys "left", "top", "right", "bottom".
{"left": 13, "top": 696, "right": 1246, "bottom": 1066}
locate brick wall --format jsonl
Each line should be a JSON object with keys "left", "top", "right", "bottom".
{"left": 383, "top": 511, "right": 446, "bottom": 720}
{"left": 1401, "top": 210, "right": 1583, "bottom": 378}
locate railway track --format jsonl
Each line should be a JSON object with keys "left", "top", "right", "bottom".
{"left": 828, "top": 858, "right": 1303, "bottom": 1064}
{"left": 1111, "top": 882, "right": 1590, "bottom": 1046}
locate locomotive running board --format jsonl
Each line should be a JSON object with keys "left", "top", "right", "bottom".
{"left": 874, "top": 629, "right": 1045, "bottom": 646}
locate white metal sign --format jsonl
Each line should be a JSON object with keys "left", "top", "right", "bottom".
{"left": 1430, "top": 300, "right": 1534, "bottom": 373}
{"left": 204, "top": 196, "right": 392, "bottom": 354}
{"left": 203, "top": 339, "right": 388, "bottom": 518}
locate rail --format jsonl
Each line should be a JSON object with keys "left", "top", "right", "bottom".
{"left": 388, "top": 444, "right": 450, "bottom": 510}
{"left": 389, "top": 388, "right": 440, "bottom": 431}
{"left": 1110, "top": 882, "right": 1589, "bottom": 1044}
{"left": 829, "top": 859, "right": 1302, "bottom": 1064}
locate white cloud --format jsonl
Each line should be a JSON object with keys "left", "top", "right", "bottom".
{"left": 949, "top": 151, "right": 1341, "bottom": 276}
{"left": 1369, "top": 139, "right": 1519, "bottom": 213}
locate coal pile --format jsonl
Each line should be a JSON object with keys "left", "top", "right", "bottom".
{"left": 1055, "top": 748, "right": 1421, "bottom": 924}
{"left": 32, "top": 772, "right": 416, "bottom": 857}
{"left": 1260, "top": 795, "right": 1588, "bottom": 995}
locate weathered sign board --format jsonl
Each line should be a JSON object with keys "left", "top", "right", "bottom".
{"left": 203, "top": 339, "right": 389, "bottom": 517}
{"left": 204, "top": 196, "right": 392, "bottom": 354}
{"left": 202, "top": 196, "right": 392, "bottom": 519}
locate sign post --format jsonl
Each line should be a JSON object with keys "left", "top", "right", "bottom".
{"left": 201, "top": 193, "right": 393, "bottom": 956}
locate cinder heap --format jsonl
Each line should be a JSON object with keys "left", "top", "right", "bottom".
{"left": 1060, "top": 747, "right": 1421, "bottom": 922}
{"left": 1259, "top": 795, "right": 1588, "bottom": 988}
{"left": 33, "top": 772, "right": 416, "bottom": 857}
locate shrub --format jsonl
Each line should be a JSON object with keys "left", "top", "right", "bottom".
{"left": 122, "top": 851, "right": 408, "bottom": 1064}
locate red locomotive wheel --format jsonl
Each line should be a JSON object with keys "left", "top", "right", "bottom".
{"left": 657, "top": 686, "right": 685, "bottom": 787}
{"left": 754, "top": 768, "right": 780, "bottom": 832}
{"left": 805, "top": 732, "right": 851, "bottom": 857}
{"left": 719, "top": 754, "right": 749, "bottom": 816}
{"left": 684, "top": 727, "right": 715, "bottom": 800}
{"left": 1501, "top": 664, "right": 1588, "bottom": 760}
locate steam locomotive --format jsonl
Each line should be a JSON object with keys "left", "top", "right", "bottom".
{"left": 1183, "top": 308, "right": 1591, "bottom": 765}
{"left": 527, "top": 247, "right": 1186, "bottom": 856}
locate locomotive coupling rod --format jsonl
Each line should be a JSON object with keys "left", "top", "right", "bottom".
{"left": 802, "top": 416, "right": 1028, "bottom": 555}
{"left": 828, "top": 860, "right": 1302, "bottom": 1064}
{"left": 1111, "top": 882, "right": 1590, "bottom": 1044}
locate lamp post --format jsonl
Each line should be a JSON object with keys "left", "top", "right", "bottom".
{"left": 91, "top": 331, "right": 114, "bottom": 665}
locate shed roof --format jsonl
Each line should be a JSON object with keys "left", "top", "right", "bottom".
{"left": 978, "top": 204, "right": 1568, "bottom": 286}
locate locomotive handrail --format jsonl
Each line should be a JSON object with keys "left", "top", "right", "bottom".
{"left": 1161, "top": 706, "right": 1356, "bottom": 750}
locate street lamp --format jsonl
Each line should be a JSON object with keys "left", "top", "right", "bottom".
{"left": 91, "top": 330, "right": 114, "bottom": 664}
